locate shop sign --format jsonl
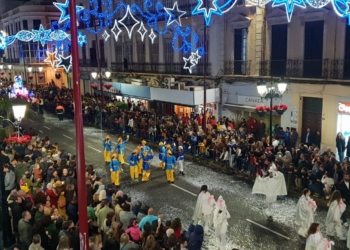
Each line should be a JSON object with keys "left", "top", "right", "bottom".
{"left": 237, "top": 95, "right": 267, "bottom": 106}
{"left": 338, "top": 102, "right": 350, "bottom": 114}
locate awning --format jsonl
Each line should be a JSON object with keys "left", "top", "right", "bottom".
{"left": 224, "top": 103, "right": 255, "bottom": 109}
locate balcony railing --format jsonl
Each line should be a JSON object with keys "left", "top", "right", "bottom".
{"left": 111, "top": 62, "right": 211, "bottom": 76}
{"left": 223, "top": 60, "right": 250, "bottom": 75}
{"left": 79, "top": 59, "right": 107, "bottom": 68}
{"left": 260, "top": 60, "right": 329, "bottom": 79}
{"left": 3, "top": 58, "right": 20, "bottom": 64}
{"left": 330, "top": 60, "right": 350, "bottom": 80}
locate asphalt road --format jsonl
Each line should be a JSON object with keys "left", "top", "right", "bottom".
{"left": 19, "top": 112, "right": 347, "bottom": 250}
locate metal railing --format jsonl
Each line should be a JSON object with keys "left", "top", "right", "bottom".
{"left": 111, "top": 62, "right": 211, "bottom": 76}
{"left": 3, "top": 58, "right": 20, "bottom": 64}
{"left": 79, "top": 59, "right": 107, "bottom": 68}
{"left": 330, "top": 60, "right": 350, "bottom": 79}
{"left": 223, "top": 60, "right": 250, "bottom": 75}
{"left": 260, "top": 59, "right": 329, "bottom": 79}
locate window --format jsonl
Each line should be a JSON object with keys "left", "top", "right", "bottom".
{"left": 343, "top": 25, "right": 350, "bottom": 79}
{"left": 270, "top": 24, "right": 288, "bottom": 76}
{"left": 99, "top": 39, "right": 105, "bottom": 62}
{"left": 123, "top": 41, "right": 133, "bottom": 63}
{"left": 17, "top": 21, "right": 21, "bottom": 30}
{"left": 150, "top": 42, "right": 159, "bottom": 63}
{"left": 11, "top": 24, "right": 13, "bottom": 35}
{"left": 303, "top": 20, "right": 324, "bottom": 78}
{"left": 33, "top": 19, "right": 41, "bottom": 29}
{"left": 22, "top": 20, "right": 28, "bottom": 30}
{"left": 233, "top": 28, "right": 247, "bottom": 75}
{"left": 82, "top": 44, "right": 87, "bottom": 63}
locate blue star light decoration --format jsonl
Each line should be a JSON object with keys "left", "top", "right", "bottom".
{"left": 32, "top": 24, "right": 52, "bottom": 46}
{"left": 53, "top": 0, "right": 84, "bottom": 24}
{"left": 57, "top": 54, "right": 72, "bottom": 73}
{"left": 192, "top": 0, "right": 222, "bottom": 26}
{"left": 272, "top": 0, "right": 306, "bottom": 22}
{"left": 0, "top": 33, "right": 6, "bottom": 50}
{"left": 164, "top": 1, "right": 187, "bottom": 27}
{"left": 77, "top": 32, "right": 87, "bottom": 47}
{"left": 332, "top": 0, "right": 350, "bottom": 25}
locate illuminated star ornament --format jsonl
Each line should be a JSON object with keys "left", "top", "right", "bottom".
{"left": 118, "top": 5, "right": 140, "bottom": 39}
{"left": 77, "top": 32, "right": 87, "bottom": 47}
{"left": 183, "top": 56, "right": 196, "bottom": 74}
{"left": 111, "top": 20, "right": 122, "bottom": 42}
{"left": 332, "top": 0, "right": 350, "bottom": 25}
{"left": 57, "top": 54, "right": 72, "bottom": 73}
{"left": 190, "top": 50, "right": 201, "bottom": 64}
{"left": 102, "top": 30, "right": 110, "bottom": 41}
{"left": 44, "top": 50, "right": 60, "bottom": 68}
{"left": 192, "top": 0, "right": 222, "bottom": 26}
{"left": 53, "top": 0, "right": 84, "bottom": 24}
{"left": 149, "top": 29, "right": 157, "bottom": 44}
{"left": 137, "top": 22, "right": 148, "bottom": 42}
{"left": 164, "top": 1, "right": 187, "bottom": 27}
{"left": 0, "top": 33, "right": 6, "bottom": 50}
{"left": 272, "top": 0, "right": 306, "bottom": 22}
{"left": 32, "top": 24, "right": 52, "bottom": 46}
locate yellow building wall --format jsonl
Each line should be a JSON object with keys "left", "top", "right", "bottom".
{"left": 290, "top": 83, "right": 349, "bottom": 151}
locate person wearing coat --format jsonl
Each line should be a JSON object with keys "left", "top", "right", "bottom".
{"left": 187, "top": 225, "right": 204, "bottom": 250}
{"left": 119, "top": 203, "right": 136, "bottom": 230}
{"left": 306, "top": 223, "right": 333, "bottom": 250}
{"left": 346, "top": 136, "right": 350, "bottom": 158}
{"left": 103, "top": 134, "right": 112, "bottom": 164}
{"left": 325, "top": 190, "right": 346, "bottom": 240}
{"left": 295, "top": 188, "right": 317, "bottom": 237}
{"left": 336, "top": 132, "right": 346, "bottom": 162}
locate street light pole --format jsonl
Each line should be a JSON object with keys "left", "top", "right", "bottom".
{"left": 69, "top": 1, "right": 89, "bottom": 250}
{"left": 202, "top": 0, "right": 208, "bottom": 131}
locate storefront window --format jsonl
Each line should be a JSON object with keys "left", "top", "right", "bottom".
{"left": 337, "top": 102, "right": 350, "bottom": 138}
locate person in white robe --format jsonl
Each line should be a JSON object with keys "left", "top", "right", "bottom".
{"left": 306, "top": 223, "right": 334, "bottom": 250}
{"left": 296, "top": 188, "right": 317, "bottom": 237}
{"left": 252, "top": 164, "right": 287, "bottom": 220}
{"left": 213, "top": 195, "right": 231, "bottom": 250}
{"left": 192, "top": 185, "right": 215, "bottom": 235}
{"left": 325, "top": 190, "right": 346, "bottom": 240}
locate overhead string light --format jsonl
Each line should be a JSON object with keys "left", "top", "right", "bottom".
{"left": 138, "top": 22, "right": 148, "bottom": 42}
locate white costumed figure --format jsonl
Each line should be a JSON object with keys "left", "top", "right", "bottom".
{"left": 325, "top": 190, "right": 346, "bottom": 240}
{"left": 296, "top": 188, "right": 317, "bottom": 237}
{"left": 252, "top": 164, "right": 287, "bottom": 221}
{"left": 306, "top": 223, "right": 334, "bottom": 250}
{"left": 192, "top": 185, "right": 215, "bottom": 235}
{"left": 213, "top": 196, "right": 231, "bottom": 250}
{"left": 177, "top": 146, "right": 185, "bottom": 176}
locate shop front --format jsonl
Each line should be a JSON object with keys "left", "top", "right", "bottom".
{"left": 337, "top": 102, "right": 350, "bottom": 138}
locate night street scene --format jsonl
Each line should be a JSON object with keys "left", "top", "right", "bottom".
{"left": 1, "top": 0, "right": 350, "bottom": 250}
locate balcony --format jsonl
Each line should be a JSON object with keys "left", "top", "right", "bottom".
{"left": 330, "top": 60, "right": 350, "bottom": 80}
{"left": 79, "top": 59, "right": 107, "bottom": 68}
{"left": 3, "top": 58, "right": 20, "bottom": 64}
{"left": 111, "top": 62, "right": 211, "bottom": 76}
{"left": 223, "top": 60, "right": 250, "bottom": 75}
{"left": 260, "top": 60, "right": 329, "bottom": 79}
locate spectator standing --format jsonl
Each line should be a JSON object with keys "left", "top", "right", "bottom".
{"left": 4, "top": 164, "right": 16, "bottom": 197}
{"left": 338, "top": 173, "right": 350, "bottom": 227}
{"left": 336, "top": 132, "right": 346, "bottom": 162}
{"left": 304, "top": 128, "right": 313, "bottom": 147}
{"left": 18, "top": 211, "right": 32, "bottom": 249}
{"left": 139, "top": 208, "right": 157, "bottom": 231}
{"left": 28, "top": 234, "right": 44, "bottom": 250}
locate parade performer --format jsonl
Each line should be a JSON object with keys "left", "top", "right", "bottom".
{"left": 213, "top": 196, "right": 231, "bottom": 250}
{"left": 141, "top": 139, "right": 151, "bottom": 154}
{"left": 141, "top": 150, "right": 153, "bottom": 182}
{"left": 325, "top": 190, "right": 346, "bottom": 240}
{"left": 158, "top": 142, "right": 166, "bottom": 169}
{"left": 252, "top": 165, "right": 287, "bottom": 221}
{"left": 136, "top": 145, "right": 143, "bottom": 176}
{"left": 103, "top": 135, "right": 112, "bottom": 164}
{"left": 295, "top": 188, "right": 317, "bottom": 237}
{"left": 115, "top": 135, "right": 129, "bottom": 167}
{"left": 306, "top": 223, "right": 334, "bottom": 250}
{"left": 128, "top": 149, "right": 139, "bottom": 181}
{"left": 177, "top": 146, "right": 185, "bottom": 176}
{"left": 192, "top": 185, "right": 215, "bottom": 235}
{"left": 110, "top": 153, "right": 121, "bottom": 187}
{"left": 165, "top": 150, "right": 176, "bottom": 183}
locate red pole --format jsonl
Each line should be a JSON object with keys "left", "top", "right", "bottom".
{"left": 69, "top": 0, "right": 89, "bottom": 249}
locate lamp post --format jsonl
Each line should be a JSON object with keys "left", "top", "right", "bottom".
{"left": 256, "top": 78, "right": 287, "bottom": 145}
{"left": 91, "top": 71, "right": 104, "bottom": 130}
{"left": 69, "top": 1, "right": 88, "bottom": 249}
{"left": 105, "top": 71, "right": 111, "bottom": 80}
{"left": 11, "top": 98, "right": 27, "bottom": 139}
{"left": 27, "top": 66, "right": 33, "bottom": 83}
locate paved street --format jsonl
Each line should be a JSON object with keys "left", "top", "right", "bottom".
{"left": 20, "top": 112, "right": 347, "bottom": 250}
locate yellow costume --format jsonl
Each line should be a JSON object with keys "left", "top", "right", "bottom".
{"left": 141, "top": 151, "right": 153, "bottom": 182}
{"left": 103, "top": 135, "right": 112, "bottom": 163}
{"left": 128, "top": 149, "right": 139, "bottom": 180}
{"left": 165, "top": 150, "right": 176, "bottom": 183}
{"left": 136, "top": 145, "right": 143, "bottom": 176}
{"left": 110, "top": 154, "right": 121, "bottom": 187}
{"left": 115, "top": 137, "right": 127, "bottom": 165}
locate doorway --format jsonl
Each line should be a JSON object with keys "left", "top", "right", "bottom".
{"left": 302, "top": 97, "right": 322, "bottom": 144}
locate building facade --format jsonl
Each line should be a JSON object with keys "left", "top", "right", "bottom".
{"left": 1, "top": 0, "right": 350, "bottom": 150}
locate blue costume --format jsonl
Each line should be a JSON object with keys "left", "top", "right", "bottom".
{"left": 159, "top": 145, "right": 166, "bottom": 169}
{"left": 141, "top": 153, "right": 153, "bottom": 182}
{"left": 128, "top": 152, "right": 139, "bottom": 180}
{"left": 165, "top": 153, "right": 176, "bottom": 182}
{"left": 109, "top": 158, "right": 121, "bottom": 186}
{"left": 103, "top": 137, "right": 112, "bottom": 163}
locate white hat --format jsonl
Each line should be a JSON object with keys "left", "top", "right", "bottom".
{"left": 178, "top": 146, "right": 183, "bottom": 150}
{"left": 166, "top": 228, "right": 174, "bottom": 237}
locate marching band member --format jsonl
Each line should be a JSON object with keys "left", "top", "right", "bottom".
{"left": 141, "top": 150, "right": 153, "bottom": 182}
{"left": 128, "top": 149, "right": 139, "bottom": 182}
{"left": 103, "top": 134, "right": 112, "bottom": 164}
{"left": 158, "top": 142, "right": 166, "bottom": 169}
{"left": 165, "top": 150, "right": 176, "bottom": 183}
{"left": 110, "top": 153, "right": 121, "bottom": 187}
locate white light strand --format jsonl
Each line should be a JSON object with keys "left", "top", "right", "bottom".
{"left": 111, "top": 19, "right": 122, "bottom": 42}
{"left": 164, "top": 1, "right": 187, "bottom": 27}
{"left": 137, "top": 22, "right": 148, "bottom": 42}
{"left": 102, "top": 30, "right": 110, "bottom": 41}
{"left": 118, "top": 5, "right": 140, "bottom": 39}
{"left": 149, "top": 29, "right": 157, "bottom": 44}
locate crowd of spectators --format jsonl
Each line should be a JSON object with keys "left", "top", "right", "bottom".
{"left": 0, "top": 132, "right": 203, "bottom": 250}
